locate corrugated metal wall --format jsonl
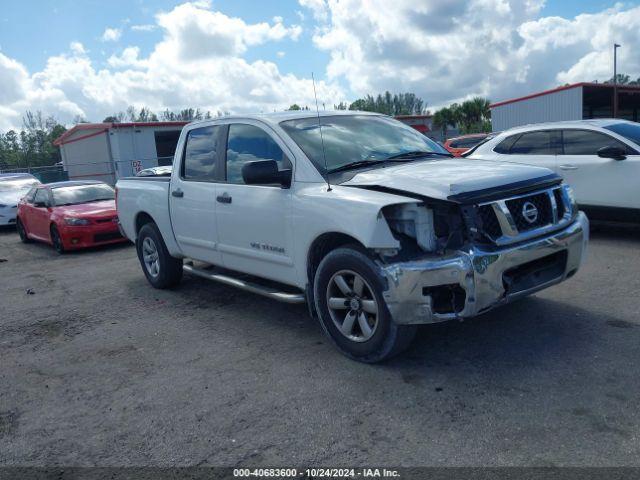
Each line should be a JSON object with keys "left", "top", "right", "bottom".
{"left": 491, "top": 86, "right": 583, "bottom": 131}
{"left": 60, "top": 130, "right": 115, "bottom": 184}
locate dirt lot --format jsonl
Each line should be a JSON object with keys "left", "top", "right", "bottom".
{"left": 0, "top": 224, "right": 639, "bottom": 467}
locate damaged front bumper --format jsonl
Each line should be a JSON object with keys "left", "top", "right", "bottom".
{"left": 380, "top": 212, "right": 589, "bottom": 325}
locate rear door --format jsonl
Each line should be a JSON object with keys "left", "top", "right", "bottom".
{"left": 169, "top": 125, "right": 224, "bottom": 264}
{"left": 215, "top": 122, "right": 296, "bottom": 284}
{"left": 558, "top": 129, "right": 638, "bottom": 208}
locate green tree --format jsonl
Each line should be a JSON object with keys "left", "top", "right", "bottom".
{"left": 348, "top": 91, "right": 427, "bottom": 115}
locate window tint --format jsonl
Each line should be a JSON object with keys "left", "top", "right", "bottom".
{"left": 226, "top": 124, "right": 290, "bottom": 184}
{"left": 183, "top": 126, "right": 220, "bottom": 181}
{"left": 493, "top": 134, "right": 519, "bottom": 154}
{"left": 603, "top": 122, "right": 640, "bottom": 148}
{"left": 562, "top": 129, "right": 629, "bottom": 155}
{"left": 509, "top": 131, "right": 555, "bottom": 154}
{"left": 33, "top": 189, "right": 49, "bottom": 206}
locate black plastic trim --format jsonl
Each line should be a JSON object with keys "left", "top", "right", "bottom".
{"left": 447, "top": 173, "right": 562, "bottom": 204}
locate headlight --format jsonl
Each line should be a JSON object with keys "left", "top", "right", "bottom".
{"left": 383, "top": 203, "right": 437, "bottom": 252}
{"left": 64, "top": 217, "right": 91, "bottom": 226}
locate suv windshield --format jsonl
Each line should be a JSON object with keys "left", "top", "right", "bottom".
{"left": 52, "top": 184, "right": 115, "bottom": 206}
{"left": 603, "top": 122, "right": 640, "bottom": 147}
{"left": 280, "top": 115, "right": 449, "bottom": 173}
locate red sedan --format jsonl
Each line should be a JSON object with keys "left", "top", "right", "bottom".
{"left": 16, "top": 181, "right": 127, "bottom": 253}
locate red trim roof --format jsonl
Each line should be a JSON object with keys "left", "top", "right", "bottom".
{"left": 490, "top": 82, "right": 640, "bottom": 108}
{"left": 54, "top": 121, "right": 188, "bottom": 146}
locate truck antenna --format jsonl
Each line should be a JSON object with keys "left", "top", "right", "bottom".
{"left": 312, "top": 72, "right": 331, "bottom": 192}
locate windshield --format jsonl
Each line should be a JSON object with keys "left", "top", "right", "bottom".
{"left": 0, "top": 178, "right": 40, "bottom": 192}
{"left": 280, "top": 115, "right": 449, "bottom": 173}
{"left": 52, "top": 184, "right": 115, "bottom": 206}
{"left": 603, "top": 122, "right": 640, "bottom": 148}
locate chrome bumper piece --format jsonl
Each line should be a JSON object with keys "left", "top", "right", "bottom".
{"left": 381, "top": 212, "right": 589, "bottom": 325}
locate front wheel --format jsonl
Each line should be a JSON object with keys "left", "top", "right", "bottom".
{"left": 16, "top": 218, "right": 31, "bottom": 243}
{"left": 136, "top": 223, "right": 183, "bottom": 289}
{"left": 50, "top": 225, "right": 64, "bottom": 254}
{"left": 313, "top": 246, "right": 416, "bottom": 363}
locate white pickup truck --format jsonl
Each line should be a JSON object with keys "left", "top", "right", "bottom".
{"left": 116, "top": 111, "right": 589, "bottom": 362}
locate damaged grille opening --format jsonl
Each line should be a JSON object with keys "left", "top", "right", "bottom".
{"left": 477, "top": 205, "right": 502, "bottom": 239}
{"left": 502, "top": 250, "right": 568, "bottom": 295}
{"left": 553, "top": 188, "right": 566, "bottom": 218}
{"left": 422, "top": 284, "right": 466, "bottom": 314}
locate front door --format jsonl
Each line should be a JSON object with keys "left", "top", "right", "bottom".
{"left": 169, "top": 125, "right": 224, "bottom": 265}
{"left": 29, "top": 188, "right": 52, "bottom": 241}
{"left": 215, "top": 122, "right": 296, "bottom": 285}
{"left": 558, "top": 129, "right": 639, "bottom": 209}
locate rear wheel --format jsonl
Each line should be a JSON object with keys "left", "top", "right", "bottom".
{"left": 16, "top": 218, "right": 30, "bottom": 243}
{"left": 136, "top": 222, "right": 183, "bottom": 288}
{"left": 313, "top": 246, "right": 416, "bottom": 363}
{"left": 50, "top": 225, "right": 64, "bottom": 254}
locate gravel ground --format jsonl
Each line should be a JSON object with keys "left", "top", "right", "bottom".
{"left": 0, "top": 224, "right": 639, "bottom": 467}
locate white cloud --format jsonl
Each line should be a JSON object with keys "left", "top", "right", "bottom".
{"left": 298, "top": 0, "right": 328, "bottom": 22}
{"left": 131, "top": 24, "right": 156, "bottom": 32}
{"left": 0, "top": 2, "right": 340, "bottom": 130}
{"left": 277, "top": 51, "right": 286, "bottom": 58}
{"left": 301, "top": 0, "right": 640, "bottom": 107}
{"left": 101, "top": 27, "right": 122, "bottom": 42}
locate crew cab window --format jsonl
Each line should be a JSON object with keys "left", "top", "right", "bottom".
{"left": 33, "top": 189, "right": 49, "bottom": 206}
{"left": 183, "top": 126, "right": 221, "bottom": 181}
{"left": 226, "top": 124, "right": 290, "bottom": 185}
{"left": 562, "top": 129, "right": 631, "bottom": 155}
{"left": 509, "top": 130, "right": 556, "bottom": 155}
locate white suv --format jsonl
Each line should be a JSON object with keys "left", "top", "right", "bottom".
{"left": 468, "top": 119, "right": 640, "bottom": 222}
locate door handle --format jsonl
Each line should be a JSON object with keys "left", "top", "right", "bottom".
{"left": 559, "top": 164, "right": 579, "bottom": 170}
{"left": 216, "top": 193, "right": 232, "bottom": 204}
{"left": 171, "top": 190, "right": 184, "bottom": 198}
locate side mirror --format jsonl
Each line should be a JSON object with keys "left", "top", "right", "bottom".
{"left": 242, "top": 160, "right": 292, "bottom": 188}
{"left": 33, "top": 201, "right": 47, "bottom": 208}
{"left": 597, "top": 145, "right": 627, "bottom": 160}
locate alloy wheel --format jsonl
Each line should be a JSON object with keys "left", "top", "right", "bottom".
{"left": 142, "top": 237, "right": 160, "bottom": 278}
{"left": 326, "top": 269, "right": 379, "bottom": 342}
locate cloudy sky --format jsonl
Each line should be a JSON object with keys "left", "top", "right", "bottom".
{"left": 1, "top": 0, "right": 639, "bottom": 130}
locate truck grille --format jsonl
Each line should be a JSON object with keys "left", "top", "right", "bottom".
{"left": 505, "top": 192, "right": 552, "bottom": 232}
{"left": 472, "top": 186, "right": 572, "bottom": 245}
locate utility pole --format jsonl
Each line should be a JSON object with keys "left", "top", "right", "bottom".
{"left": 613, "top": 43, "right": 621, "bottom": 118}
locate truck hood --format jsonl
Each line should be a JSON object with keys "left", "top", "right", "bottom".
{"left": 341, "top": 158, "right": 558, "bottom": 202}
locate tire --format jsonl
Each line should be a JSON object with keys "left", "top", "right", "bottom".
{"left": 313, "top": 245, "right": 416, "bottom": 363}
{"left": 136, "top": 222, "right": 183, "bottom": 289}
{"left": 16, "top": 218, "right": 31, "bottom": 243}
{"left": 50, "top": 224, "right": 65, "bottom": 254}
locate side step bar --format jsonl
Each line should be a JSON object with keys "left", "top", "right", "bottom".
{"left": 183, "top": 263, "right": 306, "bottom": 304}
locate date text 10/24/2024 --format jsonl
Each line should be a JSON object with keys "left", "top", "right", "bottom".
{"left": 233, "top": 468, "right": 400, "bottom": 478}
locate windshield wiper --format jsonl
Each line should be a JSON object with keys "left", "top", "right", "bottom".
{"left": 385, "top": 150, "right": 453, "bottom": 159}
{"left": 327, "top": 160, "right": 385, "bottom": 174}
